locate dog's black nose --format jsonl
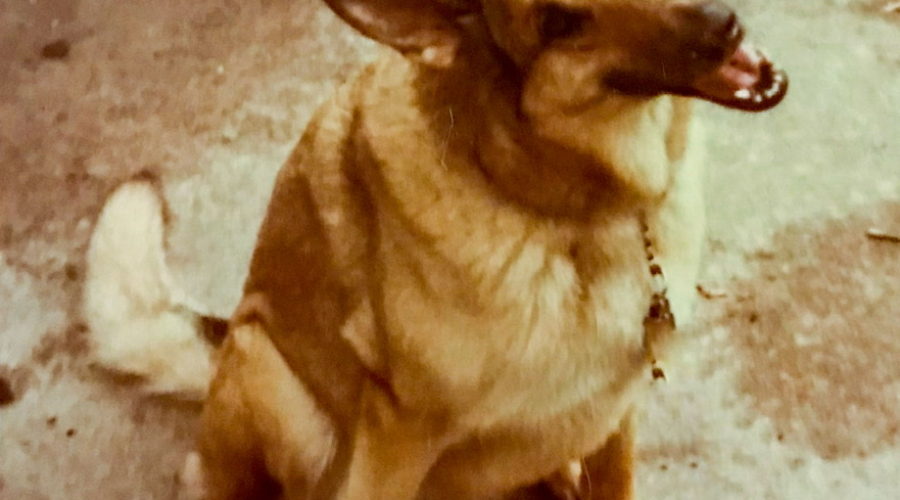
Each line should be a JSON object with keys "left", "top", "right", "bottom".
{"left": 672, "top": 0, "right": 742, "bottom": 61}
{"left": 693, "top": 1, "right": 738, "bottom": 39}
{"left": 676, "top": 1, "right": 740, "bottom": 38}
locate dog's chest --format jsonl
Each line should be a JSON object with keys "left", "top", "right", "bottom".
{"left": 374, "top": 194, "right": 653, "bottom": 423}
{"left": 354, "top": 60, "right": 661, "bottom": 424}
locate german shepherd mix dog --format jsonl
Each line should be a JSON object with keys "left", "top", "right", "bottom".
{"left": 84, "top": 0, "right": 787, "bottom": 498}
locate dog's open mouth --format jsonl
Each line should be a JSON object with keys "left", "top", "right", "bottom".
{"left": 689, "top": 41, "right": 788, "bottom": 112}
{"left": 604, "top": 8, "right": 789, "bottom": 113}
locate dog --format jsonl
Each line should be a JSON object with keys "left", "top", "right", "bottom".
{"left": 83, "top": 0, "right": 787, "bottom": 498}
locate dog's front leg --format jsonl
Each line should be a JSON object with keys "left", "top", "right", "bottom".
{"left": 338, "top": 383, "right": 452, "bottom": 500}
{"left": 579, "top": 411, "right": 635, "bottom": 500}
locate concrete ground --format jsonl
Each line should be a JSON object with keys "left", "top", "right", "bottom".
{"left": 0, "top": 0, "right": 897, "bottom": 498}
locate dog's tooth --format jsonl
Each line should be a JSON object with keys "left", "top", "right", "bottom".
{"left": 734, "top": 89, "right": 752, "bottom": 100}
{"left": 421, "top": 47, "right": 439, "bottom": 65}
{"left": 753, "top": 94, "right": 763, "bottom": 103}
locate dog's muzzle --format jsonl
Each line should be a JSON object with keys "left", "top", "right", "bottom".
{"left": 680, "top": 0, "right": 789, "bottom": 111}
{"left": 605, "top": 0, "right": 789, "bottom": 112}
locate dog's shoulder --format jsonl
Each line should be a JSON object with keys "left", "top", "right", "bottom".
{"left": 237, "top": 60, "right": 402, "bottom": 385}
{"left": 265, "top": 61, "right": 391, "bottom": 289}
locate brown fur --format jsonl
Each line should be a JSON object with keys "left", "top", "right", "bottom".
{"left": 84, "top": 0, "right": 789, "bottom": 498}
{"left": 195, "top": 1, "right": 712, "bottom": 496}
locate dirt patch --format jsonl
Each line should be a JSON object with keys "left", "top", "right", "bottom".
{"left": 40, "top": 39, "right": 71, "bottom": 60}
{"left": 0, "top": 376, "right": 15, "bottom": 406}
{"left": 25, "top": 323, "right": 91, "bottom": 384}
{"left": 30, "top": 323, "right": 89, "bottom": 368}
{"left": 721, "top": 203, "right": 900, "bottom": 459}
{"left": 0, "top": 364, "right": 33, "bottom": 407}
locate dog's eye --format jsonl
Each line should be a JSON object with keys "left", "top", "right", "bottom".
{"left": 539, "top": 4, "right": 587, "bottom": 42}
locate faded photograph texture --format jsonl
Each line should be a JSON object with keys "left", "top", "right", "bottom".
{"left": 0, "top": 0, "right": 897, "bottom": 498}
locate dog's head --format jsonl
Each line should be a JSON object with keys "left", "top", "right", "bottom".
{"left": 324, "top": 0, "right": 787, "bottom": 113}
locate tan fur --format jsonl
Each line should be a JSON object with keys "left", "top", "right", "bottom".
{"left": 198, "top": 40, "right": 705, "bottom": 498}
{"left": 84, "top": 1, "right": 741, "bottom": 498}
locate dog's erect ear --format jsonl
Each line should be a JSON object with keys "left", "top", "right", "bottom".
{"left": 323, "top": 0, "right": 478, "bottom": 67}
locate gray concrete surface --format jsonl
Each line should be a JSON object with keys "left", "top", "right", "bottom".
{"left": 0, "top": 0, "right": 897, "bottom": 498}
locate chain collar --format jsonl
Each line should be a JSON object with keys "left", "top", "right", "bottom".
{"left": 638, "top": 211, "right": 676, "bottom": 381}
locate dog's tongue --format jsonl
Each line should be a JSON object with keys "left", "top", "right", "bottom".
{"left": 691, "top": 42, "right": 788, "bottom": 112}
{"left": 717, "top": 43, "right": 763, "bottom": 90}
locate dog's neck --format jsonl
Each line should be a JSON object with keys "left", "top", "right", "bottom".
{"left": 413, "top": 28, "right": 691, "bottom": 220}
{"left": 475, "top": 97, "right": 632, "bottom": 219}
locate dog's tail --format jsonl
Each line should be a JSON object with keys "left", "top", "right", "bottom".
{"left": 83, "top": 176, "right": 225, "bottom": 399}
